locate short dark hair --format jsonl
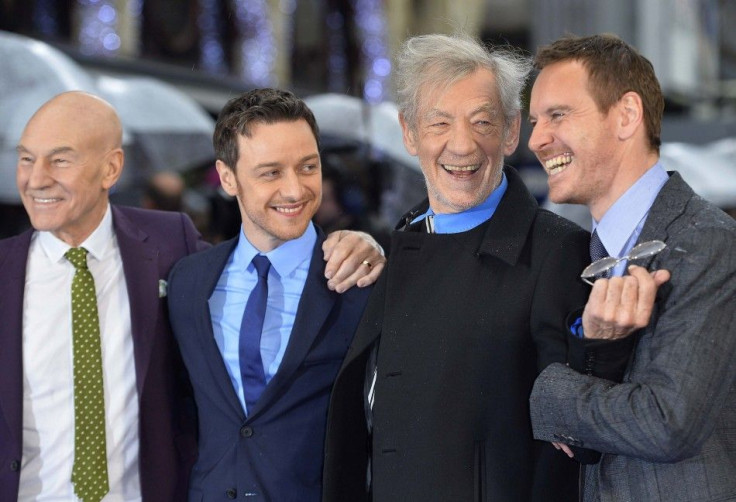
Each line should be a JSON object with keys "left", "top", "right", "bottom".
{"left": 535, "top": 34, "right": 664, "bottom": 152}
{"left": 213, "top": 88, "right": 320, "bottom": 170}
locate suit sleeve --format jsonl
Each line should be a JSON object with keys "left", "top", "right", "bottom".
{"left": 566, "top": 315, "right": 638, "bottom": 382}
{"left": 530, "top": 225, "right": 736, "bottom": 462}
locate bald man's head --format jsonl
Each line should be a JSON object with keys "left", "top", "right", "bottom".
{"left": 16, "top": 91, "right": 125, "bottom": 246}
{"left": 32, "top": 91, "right": 123, "bottom": 149}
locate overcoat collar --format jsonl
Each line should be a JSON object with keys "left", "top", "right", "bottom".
{"left": 396, "top": 166, "right": 538, "bottom": 266}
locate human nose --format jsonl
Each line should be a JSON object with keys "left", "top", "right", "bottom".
{"left": 279, "top": 170, "right": 305, "bottom": 200}
{"left": 528, "top": 121, "right": 552, "bottom": 154}
{"left": 446, "top": 122, "right": 476, "bottom": 156}
{"left": 20, "top": 159, "right": 51, "bottom": 188}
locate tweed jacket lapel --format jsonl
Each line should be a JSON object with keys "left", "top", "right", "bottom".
{"left": 634, "top": 172, "right": 693, "bottom": 270}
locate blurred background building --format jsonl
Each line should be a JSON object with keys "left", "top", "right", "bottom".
{"left": 1, "top": 0, "right": 735, "bottom": 238}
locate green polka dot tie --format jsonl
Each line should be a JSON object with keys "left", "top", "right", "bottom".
{"left": 65, "top": 247, "right": 109, "bottom": 502}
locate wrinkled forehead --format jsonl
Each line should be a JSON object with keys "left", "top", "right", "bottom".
{"left": 416, "top": 69, "right": 502, "bottom": 117}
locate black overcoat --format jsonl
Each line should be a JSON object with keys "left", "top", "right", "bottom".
{"left": 323, "top": 167, "right": 590, "bottom": 501}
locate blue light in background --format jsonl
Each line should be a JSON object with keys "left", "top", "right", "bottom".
{"left": 76, "top": 0, "right": 138, "bottom": 56}
{"left": 198, "top": 0, "right": 228, "bottom": 73}
{"left": 33, "top": 0, "right": 59, "bottom": 36}
{"left": 352, "top": 0, "right": 389, "bottom": 103}
{"left": 233, "top": 0, "right": 276, "bottom": 86}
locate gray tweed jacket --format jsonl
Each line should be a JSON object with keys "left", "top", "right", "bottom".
{"left": 530, "top": 171, "right": 736, "bottom": 502}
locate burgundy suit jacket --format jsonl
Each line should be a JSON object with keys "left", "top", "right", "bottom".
{"left": 0, "top": 205, "right": 207, "bottom": 501}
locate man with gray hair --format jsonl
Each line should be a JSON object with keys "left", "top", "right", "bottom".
{"left": 322, "top": 33, "right": 589, "bottom": 501}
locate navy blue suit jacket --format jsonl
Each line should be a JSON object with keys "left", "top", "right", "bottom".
{"left": 0, "top": 205, "right": 206, "bottom": 501}
{"left": 167, "top": 229, "right": 370, "bottom": 502}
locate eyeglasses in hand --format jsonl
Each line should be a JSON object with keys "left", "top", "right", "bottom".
{"left": 580, "top": 240, "right": 666, "bottom": 286}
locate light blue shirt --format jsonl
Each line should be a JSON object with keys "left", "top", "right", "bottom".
{"left": 411, "top": 172, "right": 508, "bottom": 233}
{"left": 209, "top": 223, "right": 317, "bottom": 414}
{"left": 593, "top": 162, "right": 669, "bottom": 276}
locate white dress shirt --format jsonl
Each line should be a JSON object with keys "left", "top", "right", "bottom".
{"left": 18, "top": 205, "right": 142, "bottom": 501}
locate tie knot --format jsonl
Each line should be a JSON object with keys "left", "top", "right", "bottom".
{"left": 252, "top": 255, "right": 271, "bottom": 279}
{"left": 65, "top": 247, "right": 89, "bottom": 270}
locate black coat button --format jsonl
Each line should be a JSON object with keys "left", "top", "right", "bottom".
{"left": 226, "top": 488, "right": 236, "bottom": 499}
{"left": 240, "top": 426, "right": 254, "bottom": 438}
{"left": 10, "top": 460, "right": 20, "bottom": 471}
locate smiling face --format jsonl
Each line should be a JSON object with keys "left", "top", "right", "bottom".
{"left": 400, "top": 68, "right": 520, "bottom": 214}
{"left": 217, "top": 119, "right": 321, "bottom": 252}
{"left": 528, "top": 60, "right": 624, "bottom": 219}
{"left": 16, "top": 92, "right": 123, "bottom": 246}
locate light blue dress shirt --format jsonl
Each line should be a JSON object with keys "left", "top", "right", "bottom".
{"left": 209, "top": 223, "right": 317, "bottom": 414}
{"left": 592, "top": 162, "right": 669, "bottom": 276}
{"left": 411, "top": 172, "right": 508, "bottom": 233}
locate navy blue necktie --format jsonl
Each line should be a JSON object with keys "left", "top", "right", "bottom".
{"left": 590, "top": 229, "right": 609, "bottom": 262}
{"left": 590, "top": 229, "right": 611, "bottom": 278}
{"left": 240, "top": 255, "right": 271, "bottom": 414}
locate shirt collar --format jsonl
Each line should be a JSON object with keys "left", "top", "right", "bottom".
{"left": 411, "top": 172, "right": 508, "bottom": 234}
{"left": 593, "top": 161, "right": 669, "bottom": 257}
{"left": 234, "top": 222, "right": 317, "bottom": 277}
{"left": 38, "top": 204, "right": 114, "bottom": 263}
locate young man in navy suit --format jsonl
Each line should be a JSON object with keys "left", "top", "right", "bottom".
{"left": 167, "top": 88, "right": 374, "bottom": 501}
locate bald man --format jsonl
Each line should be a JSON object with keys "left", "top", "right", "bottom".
{"left": 0, "top": 91, "right": 206, "bottom": 501}
{"left": 0, "top": 91, "right": 384, "bottom": 501}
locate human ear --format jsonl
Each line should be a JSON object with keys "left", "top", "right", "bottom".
{"left": 101, "top": 148, "right": 124, "bottom": 189}
{"left": 503, "top": 113, "right": 521, "bottom": 156}
{"left": 617, "top": 91, "right": 644, "bottom": 141}
{"left": 399, "top": 112, "right": 418, "bottom": 156}
{"left": 216, "top": 159, "right": 238, "bottom": 197}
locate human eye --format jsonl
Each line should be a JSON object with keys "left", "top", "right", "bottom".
{"left": 301, "top": 163, "right": 319, "bottom": 174}
{"left": 550, "top": 110, "right": 565, "bottom": 121}
{"left": 473, "top": 117, "right": 498, "bottom": 134}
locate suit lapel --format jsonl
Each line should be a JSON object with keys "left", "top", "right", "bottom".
{"left": 194, "top": 238, "right": 248, "bottom": 419}
{"left": 113, "top": 206, "right": 161, "bottom": 395}
{"left": 635, "top": 172, "right": 692, "bottom": 268}
{"left": 249, "top": 237, "right": 336, "bottom": 419}
{"left": 0, "top": 231, "right": 33, "bottom": 447}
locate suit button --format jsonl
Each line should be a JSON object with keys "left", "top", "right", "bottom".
{"left": 10, "top": 460, "right": 20, "bottom": 471}
{"left": 240, "top": 426, "right": 254, "bottom": 438}
{"left": 226, "top": 488, "right": 236, "bottom": 499}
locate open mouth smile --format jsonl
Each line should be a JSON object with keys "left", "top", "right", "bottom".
{"left": 442, "top": 164, "right": 480, "bottom": 173}
{"left": 273, "top": 202, "right": 310, "bottom": 215}
{"left": 543, "top": 153, "right": 572, "bottom": 175}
